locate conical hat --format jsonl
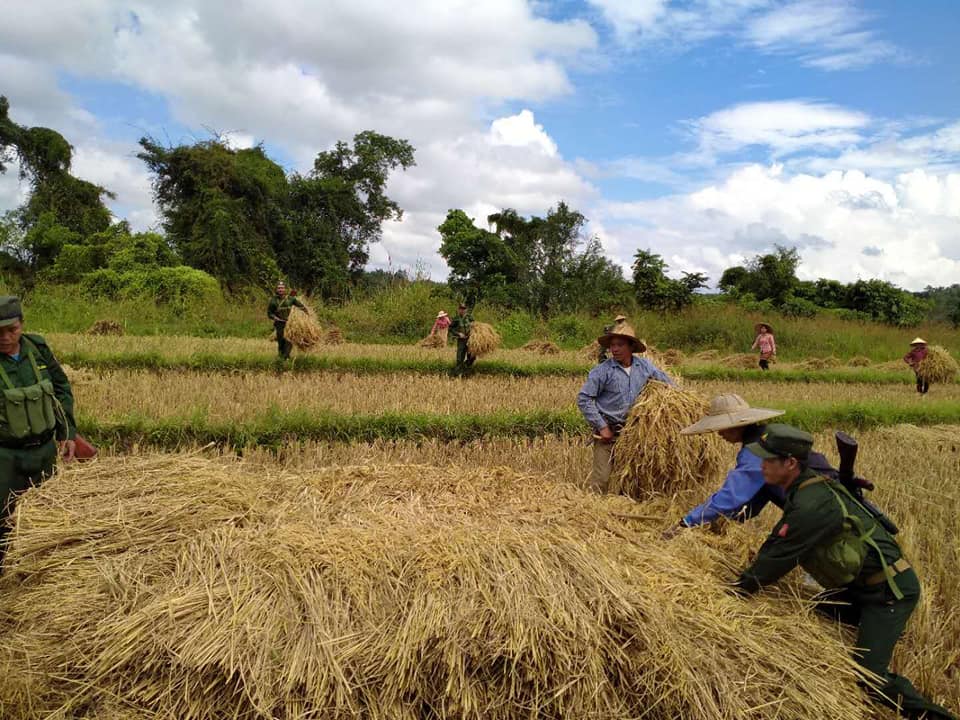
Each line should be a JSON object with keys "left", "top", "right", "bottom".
{"left": 437, "top": 311, "right": 448, "bottom": 318}
{"left": 680, "top": 394, "right": 784, "bottom": 435}
{"left": 910, "top": 337, "right": 927, "bottom": 345}
{"left": 598, "top": 322, "right": 646, "bottom": 352}
{"left": 754, "top": 321, "right": 773, "bottom": 334}
{"left": 614, "top": 314, "right": 627, "bottom": 323}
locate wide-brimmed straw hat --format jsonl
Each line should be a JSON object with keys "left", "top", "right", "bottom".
{"left": 437, "top": 311, "right": 448, "bottom": 318}
{"left": 614, "top": 314, "right": 627, "bottom": 323}
{"left": 755, "top": 321, "right": 773, "bottom": 334}
{"left": 680, "top": 394, "right": 784, "bottom": 435}
{"left": 910, "top": 337, "right": 927, "bottom": 345}
{"left": 598, "top": 322, "right": 646, "bottom": 352}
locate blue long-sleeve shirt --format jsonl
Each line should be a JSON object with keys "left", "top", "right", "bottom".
{"left": 576, "top": 356, "right": 674, "bottom": 433}
{"left": 683, "top": 444, "right": 775, "bottom": 526}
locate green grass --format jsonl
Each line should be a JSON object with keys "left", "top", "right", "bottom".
{"left": 77, "top": 401, "right": 960, "bottom": 450}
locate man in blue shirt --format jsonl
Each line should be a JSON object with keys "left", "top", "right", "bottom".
{"left": 577, "top": 322, "right": 673, "bottom": 493}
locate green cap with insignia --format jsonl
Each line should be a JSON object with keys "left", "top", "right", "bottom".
{"left": 746, "top": 423, "right": 813, "bottom": 460}
{"left": 0, "top": 296, "right": 22, "bottom": 327}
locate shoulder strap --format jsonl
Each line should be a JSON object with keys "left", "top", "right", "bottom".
{"left": 798, "top": 475, "right": 826, "bottom": 490}
{"left": 21, "top": 336, "right": 45, "bottom": 384}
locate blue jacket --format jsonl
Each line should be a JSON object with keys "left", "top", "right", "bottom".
{"left": 576, "top": 356, "right": 674, "bottom": 432}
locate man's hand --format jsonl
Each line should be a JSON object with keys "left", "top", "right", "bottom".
{"left": 59, "top": 439, "right": 76, "bottom": 463}
{"left": 597, "top": 425, "right": 615, "bottom": 443}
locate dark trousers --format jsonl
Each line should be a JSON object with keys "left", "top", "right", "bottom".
{"left": 817, "top": 570, "right": 956, "bottom": 719}
{"left": 455, "top": 339, "right": 476, "bottom": 373}
{"left": 274, "top": 321, "right": 292, "bottom": 359}
{"left": 0, "top": 439, "right": 58, "bottom": 562}
{"left": 915, "top": 374, "right": 929, "bottom": 394}
{"left": 759, "top": 358, "right": 770, "bottom": 370}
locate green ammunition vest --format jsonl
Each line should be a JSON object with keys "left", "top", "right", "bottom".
{"left": 799, "top": 476, "right": 904, "bottom": 599}
{"left": 0, "top": 337, "right": 59, "bottom": 442}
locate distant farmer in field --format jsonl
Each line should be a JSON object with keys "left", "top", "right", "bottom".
{"left": 0, "top": 296, "right": 77, "bottom": 561}
{"left": 751, "top": 322, "right": 776, "bottom": 370}
{"left": 430, "top": 310, "right": 451, "bottom": 345}
{"left": 598, "top": 314, "right": 628, "bottom": 363}
{"left": 267, "top": 281, "right": 306, "bottom": 360}
{"left": 730, "top": 424, "right": 957, "bottom": 720}
{"left": 577, "top": 322, "right": 673, "bottom": 493}
{"left": 449, "top": 303, "right": 475, "bottom": 374}
{"left": 903, "top": 337, "right": 929, "bottom": 394}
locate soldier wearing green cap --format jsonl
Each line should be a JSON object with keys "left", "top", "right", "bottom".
{"left": 731, "top": 424, "right": 956, "bottom": 719}
{"left": 0, "top": 296, "right": 77, "bottom": 559}
{"left": 267, "top": 281, "right": 306, "bottom": 360}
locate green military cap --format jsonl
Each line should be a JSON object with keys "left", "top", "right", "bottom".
{"left": 0, "top": 296, "right": 22, "bottom": 327}
{"left": 746, "top": 423, "right": 813, "bottom": 460}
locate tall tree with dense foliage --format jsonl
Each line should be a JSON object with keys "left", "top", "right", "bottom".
{"left": 632, "top": 249, "right": 707, "bottom": 311}
{"left": 438, "top": 209, "right": 518, "bottom": 306}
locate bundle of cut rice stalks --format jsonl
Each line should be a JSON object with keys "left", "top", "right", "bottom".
{"left": 721, "top": 352, "right": 760, "bottom": 369}
{"left": 417, "top": 333, "right": 446, "bottom": 349}
{"left": 693, "top": 349, "right": 720, "bottom": 362}
{"left": 579, "top": 340, "right": 602, "bottom": 362}
{"left": 660, "top": 348, "right": 686, "bottom": 366}
{"left": 847, "top": 355, "right": 872, "bottom": 367}
{"left": 284, "top": 303, "right": 324, "bottom": 351}
{"left": 324, "top": 325, "right": 344, "bottom": 345}
{"left": 87, "top": 319, "right": 124, "bottom": 336}
{"left": 611, "top": 381, "right": 728, "bottom": 498}
{"left": 797, "top": 356, "right": 842, "bottom": 371}
{"left": 917, "top": 345, "right": 959, "bottom": 384}
{"left": 0, "top": 455, "right": 871, "bottom": 720}
{"left": 521, "top": 339, "right": 560, "bottom": 355}
{"left": 466, "top": 321, "right": 501, "bottom": 357}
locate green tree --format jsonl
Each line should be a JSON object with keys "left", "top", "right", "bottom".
{"left": 632, "top": 249, "right": 707, "bottom": 311}
{"left": 438, "top": 209, "right": 518, "bottom": 306}
{"left": 844, "top": 279, "right": 929, "bottom": 327}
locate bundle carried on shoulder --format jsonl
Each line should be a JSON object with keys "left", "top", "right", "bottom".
{"left": 418, "top": 333, "right": 446, "bottom": 349}
{"left": 917, "top": 345, "right": 959, "bottom": 384}
{"left": 284, "top": 303, "right": 324, "bottom": 351}
{"left": 467, "top": 321, "right": 501, "bottom": 357}
{"left": 611, "top": 381, "right": 727, "bottom": 499}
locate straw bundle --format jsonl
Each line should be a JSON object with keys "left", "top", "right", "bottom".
{"left": 324, "top": 325, "right": 344, "bottom": 345}
{"left": 466, "top": 321, "right": 501, "bottom": 357}
{"left": 611, "top": 381, "right": 728, "bottom": 499}
{"left": 0, "top": 455, "right": 871, "bottom": 720}
{"left": 579, "top": 340, "right": 602, "bottom": 362}
{"left": 417, "top": 333, "right": 446, "bottom": 348}
{"left": 694, "top": 349, "right": 720, "bottom": 362}
{"left": 721, "top": 352, "right": 760, "bottom": 369}
{"left": 797, "top": 356, "right": 842, "bottom": 371}
{"left": 521, "top": 340, "right": 560, "bottom": 355}
{"left": 87, "top": 319, "right": 124, "bottom": 336}
{"left": 661, "top": 348, "right": 686, "bottom": 366}
{"left": 847, "top": 355, "right": 872, "bottom": 367}
{"left": 284, "top": 304, "right": 323, "bottom": 351}
{"left": 917, "top": 345, "right": 959, "bottom": 384}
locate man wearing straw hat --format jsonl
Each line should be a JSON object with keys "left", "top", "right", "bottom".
{"left": 267, "top": 281, "right": 306, "bottom": 360}
{"left": 730, "top": 424, "right": 956, "bottom": 720}
{"left": 597, "top": 314, "right": 628, "bottom": 363}
{"left": 577, "top": 322, "right": 673, "bottom": 493}
{"left": 903, "top": 337, "right": 929, "bottom": 394}
{"left": 0, "top": 296, "right": 77, "bottom": 561}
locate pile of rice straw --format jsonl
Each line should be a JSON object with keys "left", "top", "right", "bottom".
{"left": 797, "top": 356, "right": 842, "bottom": 371}
{"left": 579, "top": 340, "right": 602, "bottom": 362}
{"left": 86, "top": 319, "right": 124, "bottom": 336}
{"left": 466, "top": 321, "right": 501, "bottom": 357}
{"left": 660, "top": 348, "right": 685, "bottom": 366}
{"left": 847, "top": 356, "right": 872, "bottom": 367}
{"left": 284, "top": 304, "right": 324, "bottom": 351}
{"left": 521, "top": 340, "right": 560, "bottom": 355}
{"left": 417, "top": 333, "right": 446, "bottom": 349}
{"left": 324, "top": 325, "right": 344, "bottom": 345}
{"left": 58, "top": 363, "right": 96, "bottom": 386}
{"left": 721, "top": 353, "right": 760, "bottom": 369}
{"left": 693, "top": 349, "right": 720, "bottom": 361}
{"left": 917, "top": 345, "right": 959, "bottom": 383}
{"left": 611, "top": 381, "right": 728, "bottom": 498}
{"left": 0, "top": 455, "right": 871, "bottom": 720}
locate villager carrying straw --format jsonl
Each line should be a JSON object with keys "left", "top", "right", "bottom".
{"left": 576, "top": 322, "right": 673, "bottom": 494}
{"left": 904, "top": 337, "right": 929, "bottom": 394}
{"left": 267, "top": 281, "right": 306, "bottom": 360}
{"left": 751, "top": 322, "right": 776, "bottom": 370}
{"left": 449, "top": 303, "right": 475, "bottom": 375}
{"left": 597, "top": 314, "right": 628, "bottom": 363}
{"left": 730, "top": 424, "right": 957, "bottom": 720}
{"left": 430, "top": 310, "right": 450, "bottom": 345}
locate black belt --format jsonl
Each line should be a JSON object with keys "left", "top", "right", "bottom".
{"left": 0, "top": 431, "right": 55, "bottom": 450}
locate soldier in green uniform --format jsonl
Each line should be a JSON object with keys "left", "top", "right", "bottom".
{"left": 267, "top": 281, "right": 306, "bottom": 360}
{"left": 732, "top": 424, "right": 956, "bottom": 719}
{"left": 0, "top": 296, "right": 77, "bottom": 559}
{"left": 448, "top": 303, "right": 475, "bottom": 375}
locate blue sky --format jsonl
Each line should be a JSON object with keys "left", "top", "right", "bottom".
{"left": 1, "top": 0, "right": 959, "bottom": 289}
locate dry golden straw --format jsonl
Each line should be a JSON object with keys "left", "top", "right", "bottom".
{"left": 848, "top": 355, "right": 872, "bottom": 367}
{"left": 722, "top": 352, "right": 761, "bottom": 369}
{"left": 86, "top": 319, "right": 124, "bottom": 336}
{"left": 521, "top": 340, "right": 560, "bottom": 355}
{"left": 284, "top": 303, "right": 324, "bottom": 351}
{"left": 466, "top": 321, "right": 501, "bottom": 357}
{"left": 611, "top": 381, "right": 727, "bottom": 499}
{"left": 579, "top": 340, "right": 601, "bottom": 362}
{"left": 797, "top": 356, "right": 842, "bottom": 371}
{"left": 324, "top": 325, "right": 344, "bottom": 345}
{"left": 917, "top": 345, "right": 959, "bottom": 384}
{"left": 417, "top": 333, "right": 446, "bottom": 348}
{"left": 0, "top": 455, "right": 872, "bottom": 720}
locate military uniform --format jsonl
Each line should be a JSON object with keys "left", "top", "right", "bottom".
{"left": 449, "top": 310, "right": 475, "bottom": 373}
{"left": 735, "top": 425, "right": 955, "bottom": 720}
{"left": 267, "top": 293, "right": 306, "bottom": 359}
{"left": 0, "top": 298, "right": 76, "bottom": 557}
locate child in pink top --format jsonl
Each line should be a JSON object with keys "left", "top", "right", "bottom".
{"left": 751, "top": 323, "right": 776, "bottom": 370}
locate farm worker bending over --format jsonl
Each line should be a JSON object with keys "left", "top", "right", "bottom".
{"left": 576, "top": 322, "right": 673, "bottom": 494}
{"left": 751, "top": 322, "right": 776, "bottom": 370}
{"left": 0, "top": 296, "right": 77, "bottom": 562}
{"left": 730, "top": 424, "right": 956, "bottom": 720}
{"left": 903, "top": 337, "right": 929, "bottom": 395}
{"left": 267, "top": 281, "right": 306, "bottom": 360}
{"left": 430, "top": 310, "right": 451, "bottom": 345}
{"left": 449, "top": 303, "right": 475, "bottom": 374}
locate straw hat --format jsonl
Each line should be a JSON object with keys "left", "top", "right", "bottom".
{"left": 437, "top": 311, "right": 448, "bottom": 318}
{"left": 755, "top": 322, "right": 773, "bottom": 334}
{"left": 614, "top": 314, "right": 627, "bottom": 323}
{"left": 910, "top": 337, "right": 927, "bottom": 345}
{"left": 598, "top": 322, "right": 646, "bottom": 352}
{"left": 680, "top": 394, "right": 784, "bottom": 435}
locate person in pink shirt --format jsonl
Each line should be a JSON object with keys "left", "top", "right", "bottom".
{"left": 751, "top": 322, "right": 776, "bottom": 370}
{"left": 430, "top": 310, "right": 451, "bottom": 344}
{"left": 903, "top": 337, "right": 929, "bottom": 394}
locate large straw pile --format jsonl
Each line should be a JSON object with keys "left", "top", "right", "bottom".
{"left": 0, "top": 455, "right": 871, "bottom": 720}
{"left": 917, "top": 345, "right": 959, "bottom": 383}
{"left": 324, "top": 325, "right": 344, "bottom": 345}
{"left": 521, "top": 339, "right": 560, "bottom": 355}
{"left": 417, "top": 333, "right": 446, "bottom": 348}
{"left": 721, "top": 352, "right": 759, "bottom": 369}
{"left": 611, "top": 381, "right": 728, "bottom": 498}
{"left": 579, "top": 340, "right": 602, "bottom": 362}
{"left": 284, "top": 304, "right": 324, "bottom": 351}
{"left": 797, "top": 356, "right": 842, "bottom": 371}
{"left": 848, "top": 355, "right": 872, "bottom": 367}
{"left": 87, "top": 319, "right": 124, "bottom": 336}
{"left": 466, "top": 321, "right": 501, "bottom": 357}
